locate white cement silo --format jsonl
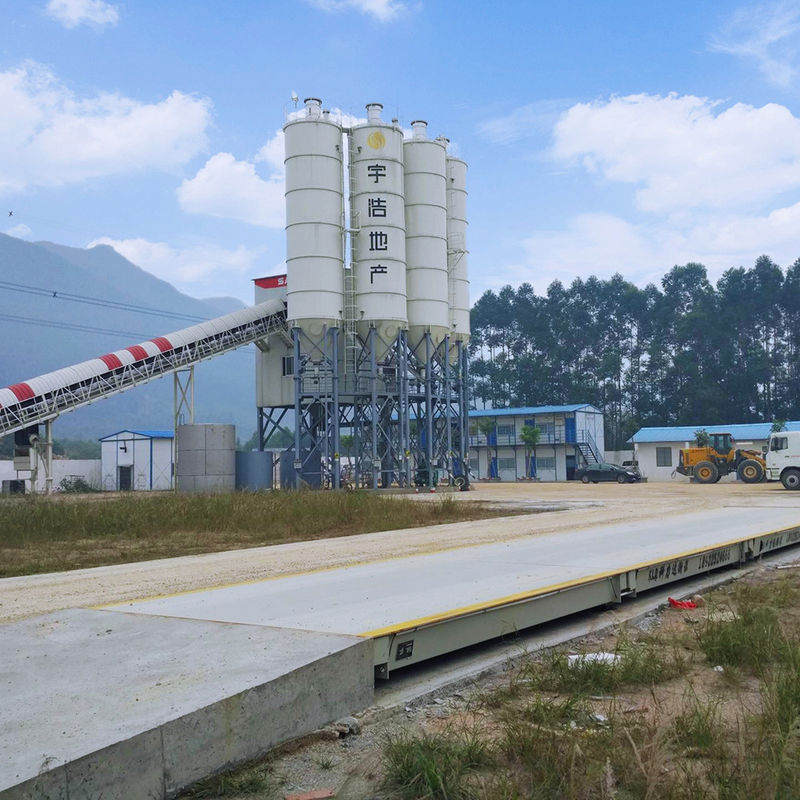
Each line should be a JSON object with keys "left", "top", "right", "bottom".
{"left": 284, "top": 98, "right": 344, "bottom": 335}
{"left": 351, "top": 103, "right": 407, "bottom": 351}
{"left": 403, "top": 121, "right": 449, "bottom": 349}
{"left": 446, "top": 155, "right": 470, "bottom": 342}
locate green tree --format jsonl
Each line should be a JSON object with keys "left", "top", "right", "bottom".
{"left": 771, "top": 419, "right": 787, "bottom": 433}
{"left": 519, "top": 424, "right": 541, "bottom": 478}
{"left": 694, "top": 428, "right": 710, "bottom": 447}
{"left": 476, "top": 417, "right": 498, "bottom": 477}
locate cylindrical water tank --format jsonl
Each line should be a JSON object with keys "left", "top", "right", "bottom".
{"left": 176, "top": 424, "right": 236, "bottom": 493}
{"left": 446, "top": 155, "right": 470, "bottom": 342}
{"left": 351, "top": 103, "right": 407, "bottom": 351}
{"left": 285, "top": 98, "right": 344, "bottom": 336}
{"left": 403, "top": 121, "right": 449, "bottom": 349}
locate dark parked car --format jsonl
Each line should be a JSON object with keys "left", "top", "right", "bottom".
{"left": 576, "top": 462, "right": 640, "bottom": 484}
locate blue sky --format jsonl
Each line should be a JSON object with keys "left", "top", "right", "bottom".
{"left": 3, "top": 0, "right": 800, "bottom": 304}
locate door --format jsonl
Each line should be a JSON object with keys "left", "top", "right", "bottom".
{"left": 565, "top": 417, "right": 577, "bottom": 443}
{"left": 565, "top": 454, "right": 576, "bottom": 480}
{"left": 118, "top": 465, "right": 133, "bottom": 491}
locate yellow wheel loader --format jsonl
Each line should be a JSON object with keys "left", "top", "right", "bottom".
{"left": 676, "top": 432, "right": 766, "bottom": 484}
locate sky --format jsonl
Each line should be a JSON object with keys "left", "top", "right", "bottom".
{"left": 3, "top": 0, "right": 800, "bottom": 305}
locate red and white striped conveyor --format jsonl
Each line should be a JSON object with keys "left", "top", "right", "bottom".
{"left": 0, "top": 299, "right": 287, "bottom": 438}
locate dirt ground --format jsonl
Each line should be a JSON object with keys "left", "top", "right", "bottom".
{"left": 0, "top": 480, "right": 792, "bottom": 623}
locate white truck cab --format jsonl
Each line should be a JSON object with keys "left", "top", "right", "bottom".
{"left": 766, "top": 431, "right": 800, "bottom": 489}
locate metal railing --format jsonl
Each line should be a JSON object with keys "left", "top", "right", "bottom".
{"left": 469, "top": 427, "right": 603, "bottom": 452}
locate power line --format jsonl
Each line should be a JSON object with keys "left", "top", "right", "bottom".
{"left": 0, "top": 312, "right": 152, "bottom": 340}
{"left": 0, "top": 279, "right": 209, "bottom": 323}
{"left": 0, "top": 313, "right": 254, "bottom": 358}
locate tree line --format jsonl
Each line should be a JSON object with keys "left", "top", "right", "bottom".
{"left": 469, "top": 256, "right": 800, "bottom": 450}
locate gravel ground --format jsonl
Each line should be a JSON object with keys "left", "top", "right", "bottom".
{"left": 0, "top": 480, "right": 792, "bottom": 623}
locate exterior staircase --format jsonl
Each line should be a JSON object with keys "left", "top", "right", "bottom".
{"left": 576, "top": 429, "right": 602, "bottom": 466}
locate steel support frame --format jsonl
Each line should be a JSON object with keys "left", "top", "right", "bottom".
{"left": 266, "top": 325, "right": 468, "bottom": 491}
{"left": 291, "top": 326, "right": 340, "bottom": 489}
{"left": 257, "top": 407, "right": 288, "bottom": 451}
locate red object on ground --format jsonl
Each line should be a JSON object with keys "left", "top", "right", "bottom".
{"left": 284, "top": 790, "right": 336, "bottom": 800}
{"left": 668, "top": 597, "right": 698, "bottom": 609}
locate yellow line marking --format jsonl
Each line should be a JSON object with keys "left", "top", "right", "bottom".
{"left": 358, "top": 521, "right": 800, "bottom": 638}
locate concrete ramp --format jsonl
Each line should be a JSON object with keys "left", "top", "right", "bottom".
{"left": 1, "top": 609, "right": 372, "bottom": 799}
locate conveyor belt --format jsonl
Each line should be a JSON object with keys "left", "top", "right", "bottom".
{"left": 0, "top": 299, "right": 287, "bottom": 437}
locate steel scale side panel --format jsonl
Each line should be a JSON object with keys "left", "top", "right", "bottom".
{"left": 375, "top": 579, "right": 619, "bottom": 673}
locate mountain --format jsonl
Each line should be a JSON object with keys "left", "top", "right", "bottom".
{"left": 0, "top": 234, "right": 261, "bottom": 442}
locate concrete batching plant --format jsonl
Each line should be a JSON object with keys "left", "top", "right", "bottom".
{"left": 256, "top": 98, "right": 470, "bottom": 489}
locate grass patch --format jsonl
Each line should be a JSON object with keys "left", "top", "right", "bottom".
{"left": 383, "top": 730, "right": 491, "bottom": 800}
{"left": 671, "top": 688, "right": 724, "bottom": 757}
{"left": 697, "top": 605, "right": 788, "bottom": 671}
{"left": 520, "top": 636, "right": 688, "bottom": 696}
{"left": 0, "top": 491, "right": 506, "bottom": 577}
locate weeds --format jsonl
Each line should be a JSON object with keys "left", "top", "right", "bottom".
{"left": 671, "top": 688, "right": 724, "bottom": 757}
{"left": 520, "top": 636, "right": 687, "bottom": 696}
{"left": 383, "top": 730, "right": 491, "bottom": 800}
{"left": 697, "top": 604, "right": 786, "bottom": 671}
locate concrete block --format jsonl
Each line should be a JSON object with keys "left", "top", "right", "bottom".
{"left": 204, "top": 424, "right": 235, "bottom": 450}
{"left": 1, "top": 609, "right": 373, "bottom": 800}
{"left": 176, "top": 425, "right": 205, "bottom": 451}
{"left": 162, "top": 639, "right": 373, "bottom": 795}
{"left": 64, "top": 730, "right": 163, "bottom": 800}
{"left": 194, "top": 475, "right": 235, "bottom": 493}
{"left": 204, "top": 449, "right": 235, "bottom": 477}
{"left": 164, "top": 641, "right": 373, "bottom": 794}
{"left": 0, "top": 766, "right": 67, "bottom": 800}
{"left": 175, "top": 449, "right": 205, "bottom": 477}
{"left": 175, "top": 475, "right": 196, "bottom": 492}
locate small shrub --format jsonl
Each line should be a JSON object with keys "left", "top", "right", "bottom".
{"left": 57, "top": 476, "right": 99, "bottom": 494}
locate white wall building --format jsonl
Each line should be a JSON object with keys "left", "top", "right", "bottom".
{"left": 100, "top": 430, "right": 174, "bottom": 491}
{"left": 0, "top": 458, "right": 101, "bottom": 493}
{"left": 469, "top": 404, "right": 604, "bottom": 482}
{"left": 630, "top": 421, "right": 800, "bottom": 482}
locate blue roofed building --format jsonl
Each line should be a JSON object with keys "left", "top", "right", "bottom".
{"left": 629, "top": 422, "right": 800, "bottom": 482}
{"left": 468, "top": 404, "right": 604, "bottom": 481}
{"left": 99, "top": 429, "right": 174, "bottom": 491}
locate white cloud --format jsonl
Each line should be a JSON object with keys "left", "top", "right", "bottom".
{"left": 307, "top": 0, "right": 406, "bottom": 22}
{"left": 515, "top": 201, "right": 800, "bottom": 294}
{"left": 552, "top": 93, "right": 800, "bottom": 214}
{"left": 492, "top": 91, "right": 800, "bottom": 293}
{"left": 710, "top": 1, "right": 800, "bottom": 87}
{"left": 46, "top": 0, "right": 119, "bottom": 28}
{"left": 4, "top": 223, "right": 32, "bottom": 238}
{"left": 477, "top": 99, "right": 572, "bottom": 145}
{"left": 178, "top": 152, "right": 285, "bottom": 228}
{"left": 181, "top": 107, "right": 368, "bottom": 228}
{"left": 0, "top": 62, "right": 211, "bottom": 195}
{"left": 88, "top": 236, "right": 264, "bottom": 299}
